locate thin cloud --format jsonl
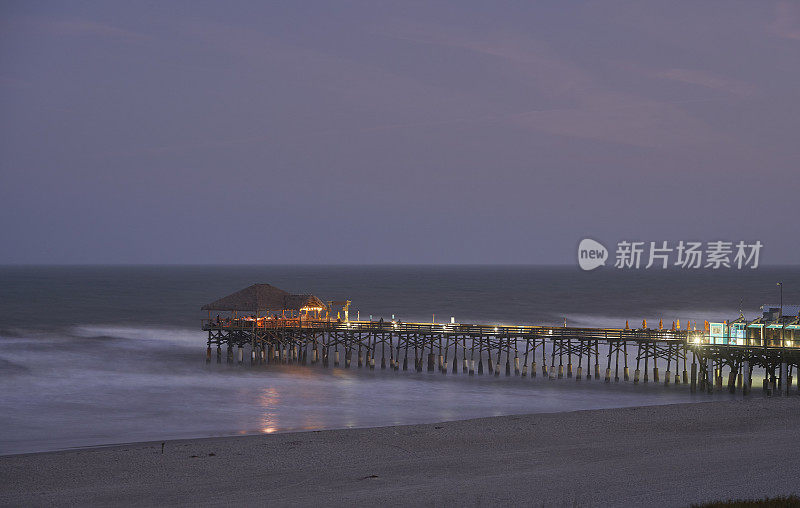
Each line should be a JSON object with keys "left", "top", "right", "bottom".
{"left": 653, "top": 68, "right": 755, "bottom": 97}
{"left": 0, "top": 76, "right": 31, "bottom": 89}
{"left": 770, "top": 1, "right": 800, "bottom": 40}
{"left": 377, "top": 25, "right": 593, "bottom": 96}
{"left": 511, "top": 94, "right": 723, "bottom": 149}
{"left": 377, "top": 23, "right": 722, "bottom": 148}
{"left": 42, "top": 18, "right": 152, "bottom": 43}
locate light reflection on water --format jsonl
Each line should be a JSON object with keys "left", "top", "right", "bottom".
{"left": 258, "top": 387, "right": 280, "bottom": 435}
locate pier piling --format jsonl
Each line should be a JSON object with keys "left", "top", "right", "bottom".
{"left": 200, "top": 314, "right": 800, "bottom": 401}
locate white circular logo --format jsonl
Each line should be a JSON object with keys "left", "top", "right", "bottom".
{"left": 578, "top": 238, "right": 608, "bottom": 271}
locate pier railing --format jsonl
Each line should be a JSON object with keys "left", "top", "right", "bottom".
{"left": 200, "top": 317, "right": 800, "bottom": 350}
{"left": 202, "top": 318, "right": 690, "bottom": 341}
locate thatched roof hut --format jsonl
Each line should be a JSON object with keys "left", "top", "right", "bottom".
{"left": 201, "top": 284, "right": 326, "bottom": 312}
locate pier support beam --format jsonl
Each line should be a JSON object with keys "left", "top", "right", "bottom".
{"left": 623, "top": 343, "right": 629, "bottom": 381}
{"left": 707, "top": 361, "right": 714, "bottom": 394}
{"left": 728, "top": 368, "right": 737, "bottom": 394}
{"left": 781, "top": 362, "right": 789, "bottom": 396}
{"left": 742, "top": 361, "right": 750, "bottom": 395}
{"left": 682, "top": 356, "right": 688, "bottom": 385}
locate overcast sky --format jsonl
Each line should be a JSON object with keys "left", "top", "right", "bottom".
{"left": 1, "top": 1, "right": 798, "bottom": 264}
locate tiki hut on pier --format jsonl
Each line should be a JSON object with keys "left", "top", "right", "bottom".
{"left": 202, "top": 284, "right": 328, "bottom": 321}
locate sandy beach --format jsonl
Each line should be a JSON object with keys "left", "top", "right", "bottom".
{"left": 1, "top": 397, "right": 799, "bottom": 507}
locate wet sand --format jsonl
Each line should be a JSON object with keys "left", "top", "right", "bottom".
{"left": 1, "top": 397, "right": 799, "bottom": 507}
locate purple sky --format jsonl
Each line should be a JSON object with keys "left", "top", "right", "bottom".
{"left": 1, "top": 1, "right": 798, "bottom": 264}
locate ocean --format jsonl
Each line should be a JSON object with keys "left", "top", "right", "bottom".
{"left": 1, "top": 265, "right": 797, "bottom": 455}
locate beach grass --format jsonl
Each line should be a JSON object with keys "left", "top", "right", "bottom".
{"left": 692, "top": 496, "right": 800, "bottom": 507}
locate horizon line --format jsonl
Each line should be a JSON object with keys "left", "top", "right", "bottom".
{"left": 1, "top": 262, "right": 799, "bottom": 268}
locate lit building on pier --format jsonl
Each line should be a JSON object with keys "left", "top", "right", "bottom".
{"left": 202, "top": 283, "right": 328, "bottom": 324}
{"left": 708, "top": 304, "right": 800, "bottom": 346}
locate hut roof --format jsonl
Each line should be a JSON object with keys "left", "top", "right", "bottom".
{"left": 285, "top": 294, "right": 327, "bottom": 311}
{"left": 201, "top": 284, "right": 326, "bottom": 312}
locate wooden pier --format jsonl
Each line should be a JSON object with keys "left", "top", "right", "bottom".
{"left": 201, "top": 284, "right": 800, "bottom": 396}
